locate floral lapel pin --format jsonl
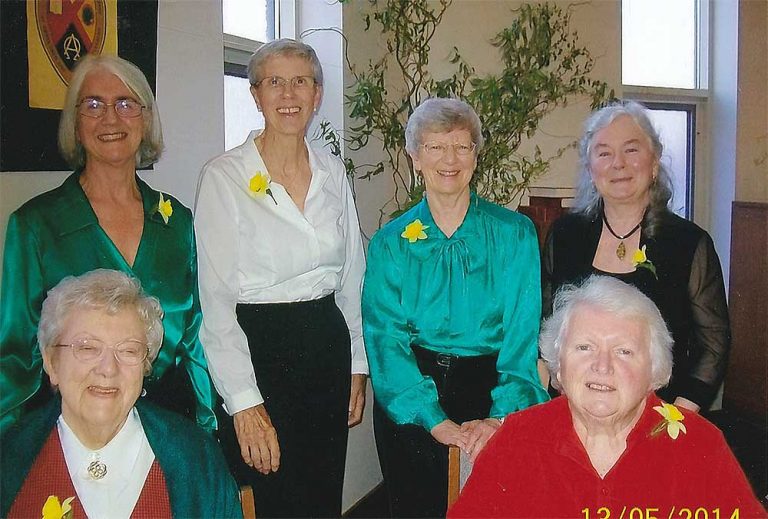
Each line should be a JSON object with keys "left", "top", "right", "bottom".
{"left": 401, "top": 219, "right": 429, "bottom": 243}
{"left": 42, "top": 495, "right": 75, "bottom": 519}
{"left": 249, "top": 171, "right": 277, "bottom": 205}
{"left": 632, "top": 245, "right": 657, "bottom": 279}
{"left": 651, "top": 402, "right": 687, "bottom": 440}
{"left": 156, "top": 193, "right": 173, "bottom": 224}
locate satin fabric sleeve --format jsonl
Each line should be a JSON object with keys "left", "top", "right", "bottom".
{"left": 194, "top": 163, "right": 263, "bottom": 415}
{"left": 0, "top": 212, "right": 45, "bottom": 433}
{"left": 362, "top": 233, "right": 447, "bottom": 431}
{"left": 683, "top": 233, "right": 731, "bottom": 407}
{"left": 178, "top": 229, "right": 218, "bottom": 432}
{"left": 490, "top": 217, "right": 549, "bottom": 417}
{"left": 333, "top": 171, "right": 368, "bottom": 375}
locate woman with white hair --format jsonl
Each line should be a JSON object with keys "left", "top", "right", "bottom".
{"left": 0, "top": 54, "right": 216, "bottom": 434}
{"left": 1, "top": 270, "right": 240, "bottom": 518}
{"left": 363, "top": 98, "right": 548, "bottom": 517}
{"left": 195, "top": 38, "right": 367, "bottom": 517}
{"left": 542, "top": 100, "right": 730, "bottom": 413}
{"left": 450, "top": 276, "right": 765, "bottom": 518}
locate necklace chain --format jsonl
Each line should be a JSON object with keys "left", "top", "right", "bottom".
{"left": 602, "top": 212, "right": 643, "bottom": 260}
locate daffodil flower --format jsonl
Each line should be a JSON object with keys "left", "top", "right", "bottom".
{"left": 401, "top": 219, "right": 429, "bottom": 243}
{"left": 157, "top": 193, "right": 173, "bottom": 224}
{"left": 248, "top": 172, "right": 277, "bottom": 205}
{"left": 651, "top": 402, "right": 687, "bottom": 440}
{"left": 42, "top": 495, "right": 75, "bottom": 519}
{"left": 631, "top": 245, "right": 657, "bottom": 279}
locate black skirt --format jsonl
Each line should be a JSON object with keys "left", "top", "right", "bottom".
{"left": 217, "top": 294, "right": 351, "bottom": 518}
{"left": 374, "top": 345, "right": 498, "bottom": 518}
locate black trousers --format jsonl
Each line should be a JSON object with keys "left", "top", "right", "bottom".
{"left": 374, "top": 345, "right": 498, "bottom": 518}
{"left": 217, "top": 295, "right": 352, "bottom": 518}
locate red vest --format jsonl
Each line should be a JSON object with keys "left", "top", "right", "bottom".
{"left": 8, "top": 428, "right": 172, "bottom": 518}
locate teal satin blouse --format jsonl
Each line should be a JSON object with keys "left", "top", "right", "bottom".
{"left": 0, "top": 171, "right": 216, "bottom": 433}
{"left": 362, "top": 194, "right": 549, "bottom": 431}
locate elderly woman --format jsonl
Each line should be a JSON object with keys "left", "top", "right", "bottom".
{"left": 0, "top": 55, "right": 216, "bottom": 434}
{"left": 363, "top": 97, "right": 549, "bottom": 518}
{"left": 449, "top": 276, "right": 765, "bottom": 517}
{"left": 542, "top": 101, "right": 730, "bottom": 413}
{"left": 194, "top": 38, "right": 367, "bottom": 517}
{"left": 0, "top": 270, "right": 241, "bottom": 518}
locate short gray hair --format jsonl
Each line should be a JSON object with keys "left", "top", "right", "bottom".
{"left": 540, "top": 275, "right": 673, "bottom": 392}
{"left": 247, "top": 38, "right": 324, "bottom": 86}
{"left": 58, "top": 54, "right": 164, "bottom": 169}
{"left": 571, "top": 100, "right": 673, "bottom": 238}
{"left": 38, "top": 269, "right": 164, "bottom": 375}
{"left": 405, "top": 98, "right": 484, "bottom": 156}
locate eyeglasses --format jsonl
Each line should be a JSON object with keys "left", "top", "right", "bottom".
{"left": 53, "top": 338, "right": 149, "bottom": 366}
{"left": 77, "top": 97, "right": 145, "bottom": 118}
{"left": 253, "top": 75, "right": 316, "bottom": 91}
{"left": 421, "top": 142, "right": 477, "bottom": 157}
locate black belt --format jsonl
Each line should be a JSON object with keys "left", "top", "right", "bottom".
{"left": 410, "top": 344, "right": 498, "bottom": 371}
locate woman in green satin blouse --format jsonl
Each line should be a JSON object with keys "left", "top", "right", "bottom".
{"left": 362, "top": 98, "right": 549, "bottom": 518}
{"left": 0, "top": 54, "right": 217, "bottom": 434}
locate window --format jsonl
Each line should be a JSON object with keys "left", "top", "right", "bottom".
{"left": 222, "top": 0, "right": 279, "bottom": 150}
{"left": 622, "top": 0, "right": 708, "bottom": 222}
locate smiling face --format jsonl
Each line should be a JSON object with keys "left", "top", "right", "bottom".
{"left": 557, "top": 304, "right": 653, "bottom": 428}
{"left": 411, "top": 128, "right": 477, "bottom": 200}
{"left": 589, "top": 115, "right": 659, "bottom": 208}
{"left": 76, "top": 68, "right": 145, "bottom": 170}
{"left": 250, "top": 54, "right": 322, "bottom": 138}
{"left": 43, "top": 307, "right": 147, "bottom": 445}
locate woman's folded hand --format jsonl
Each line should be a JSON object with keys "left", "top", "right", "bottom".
{"left": 430, "top": 419, "right": 468, "bottom": 450}
{"left": 460, "top": 418, "right": 502, "bottom": 462}
{"left": 234, "top": 404, "right": 281, "bottom": 474}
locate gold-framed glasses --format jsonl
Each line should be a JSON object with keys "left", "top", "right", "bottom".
{"left": 77, "top": 97, "right": 145, "bottom": 118}
{"left": 254, "top": 75, "right": 316, "bottom": 91}
{"left": 421, "top": 142, "right": 477, "bottom": 157}
{"left": 53, "top": 338, "right": 149, "bottom": 366}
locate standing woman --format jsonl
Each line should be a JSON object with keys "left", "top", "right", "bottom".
{"left": 542, "top": 100, "right": 731, "bottom": 412}
{"left": 363, "top": 98, "right": 549, "bottom": 518}
{"left": 0, "top": 55, "right": 217, "bottom": 434}
{"left": 194, "top": 38, "right": 368, "bottom": 517}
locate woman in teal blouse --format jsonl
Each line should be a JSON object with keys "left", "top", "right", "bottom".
{"left": 362, "top": 98, "right": 549, "bottom": 518}
{"left": 0, "top": 54, "right": 216, "bottom": 434}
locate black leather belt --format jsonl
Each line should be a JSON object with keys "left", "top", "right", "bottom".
{"left": 411, "top": 344, "right": 498, "bottom": 371}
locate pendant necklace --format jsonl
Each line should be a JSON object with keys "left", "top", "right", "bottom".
{"left": 602, "top": 212, "right": 642, "bottom": 260}
{"left": 87, "top": 453, "right": 108, "bottom": 480}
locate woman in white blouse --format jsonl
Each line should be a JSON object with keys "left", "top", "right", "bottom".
{"left": 194, "top": 38, "right": 368, "bottom": 518}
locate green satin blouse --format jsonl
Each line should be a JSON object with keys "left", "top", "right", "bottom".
{"left": 0, "top": 171, "right": 216, "bottom": 433}
{"left": 362, "top": 193, "right": 549, "bottom": 431}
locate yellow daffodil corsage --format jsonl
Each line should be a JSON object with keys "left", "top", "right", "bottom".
{"left": 42, "top": 495, "right": 75, "bottom": 519}
{"left": 157, "top": 193, "right": 173, "bottom": 224}
{"left": 632, "top": 245, "right": 657, "bottom": 279}
{"left": 651, "top": 402, "right": 687, "bottom": 440}
{"left": 401, "top": 219, "right": 429, "bottom": 243}
{"left": 248, "top": 172, "right": 277, "bottom": 205}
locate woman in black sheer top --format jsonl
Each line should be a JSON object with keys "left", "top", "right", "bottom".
{"left": 542, "top": 101, "right": 730, "bottom": 412}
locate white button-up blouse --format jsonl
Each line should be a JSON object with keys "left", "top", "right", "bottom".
{"left": 194, "top": 130, "right": 368, "bottom": 414}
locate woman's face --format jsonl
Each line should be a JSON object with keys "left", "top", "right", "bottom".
{"left": 250, "top": 55, "right": 322, "bottom": 138}
{"left": 557, "top": 304, "right": 653, "bottom": 428}
{"left": 43, "top": 307, "right": 147, "bottom": 440}
{"left": 411, "top": 128, "right": 477, "bottom": 200}
{"left": 76, "top": 68, "right": 145, "bottom": 169}
{"left": 588, "top": 115, "right": 658, "bottom": 208}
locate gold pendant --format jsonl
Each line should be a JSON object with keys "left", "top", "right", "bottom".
{"left": 616, "top": 241, "right": 626, "bottom": 260}
{"left": 87, "top": 460, "right": 108, "bottom": 480}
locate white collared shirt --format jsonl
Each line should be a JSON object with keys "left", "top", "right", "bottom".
{"left": 58, "top": 409, "right": 155, "bottom": 519}
{"left": 194, "top": 130, "right": 368, "bottom": 414}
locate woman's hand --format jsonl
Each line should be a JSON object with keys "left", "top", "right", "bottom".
{"left": 430, "top": 419, "right": 468, "bottom": 449}
{"left": 234, "top": 404, "right": 280, "bottom": 474}
{"left": 460, "top": 418, "right": 503, "bottom": 462}
{"left": 348, "top": 374, "right": 367, "bottom": 427}
{"left": 673, "top": 396, "right": 700, "bottom": 413}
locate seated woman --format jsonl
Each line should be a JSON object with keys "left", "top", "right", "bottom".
{"left": 0, "top": 270, "right": 241, "bottom": 518}
{"left": 449, "top": 276, "right": 766, "bottom": 518}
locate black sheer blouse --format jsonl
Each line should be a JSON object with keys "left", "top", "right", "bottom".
{"left": 542, "top": 210, "right": 731, "bottom": 409}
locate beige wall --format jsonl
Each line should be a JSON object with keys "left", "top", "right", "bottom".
{"left": 736, "top": 0, "right": 768, "bottom": 202}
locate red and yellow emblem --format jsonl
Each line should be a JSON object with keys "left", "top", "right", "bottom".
{"left": 27, "top": 0, "right": 117, "bottom": 109}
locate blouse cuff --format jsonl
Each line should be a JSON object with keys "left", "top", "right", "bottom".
{"left": 351, "top": 358, "right": 369, "bottom": 375}
{"left": 416, "top": 401, "right": 449, "bottom": 432}
{"left": 677, "top": 377, "right": 718, "bottom": 410}
{"left": 223, "top": 387, "right": 264, "bottom": 416}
